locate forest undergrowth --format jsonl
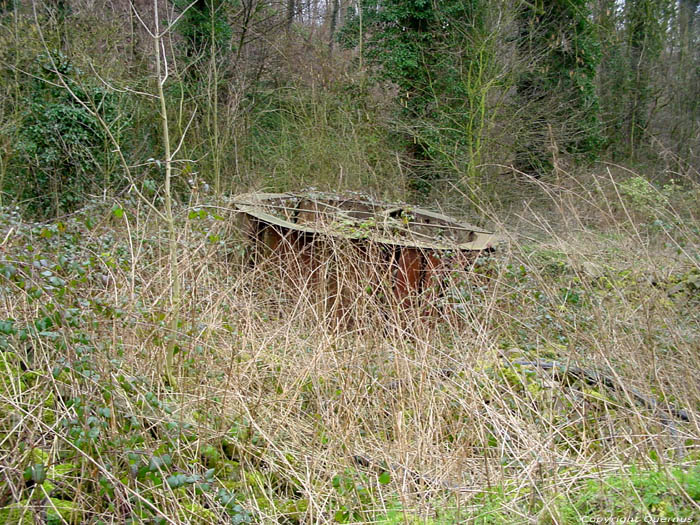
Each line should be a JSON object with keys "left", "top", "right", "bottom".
{"left": 0, "top": 167, "right": 698, "bottom": 524}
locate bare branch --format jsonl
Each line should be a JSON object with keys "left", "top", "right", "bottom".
{"left": 130, "top": 0, "right": 156, "bottom": 38}
{"left": 159, "top": 0, "right": 201, "bottom": 38}
{"left": 171, "top": 108, "right": 198, "bottom": 160}
{"left": 29, "top": 0, "right": 167, "bottom": 222}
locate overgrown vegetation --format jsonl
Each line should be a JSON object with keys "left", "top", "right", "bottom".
{"left": 0, "top": 0, "right": 698, "bottom": 522}
{"left": 0, "top": 169, "right": 698, "bottom": 522}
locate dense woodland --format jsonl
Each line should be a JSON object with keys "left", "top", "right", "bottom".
{"left": 0, "top": 0, "right": 699, "bottom": 523}
{"left": 0, "top": 0, "right": 698, "bottom": 213}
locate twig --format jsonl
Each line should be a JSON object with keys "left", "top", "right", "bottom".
{"left": 508, "top": 358, "right": 691, "bottom": 423}
{"left": 350, "top": 453, "right": 471, "bottom": 493}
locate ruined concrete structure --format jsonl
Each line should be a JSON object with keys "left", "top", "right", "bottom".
{"left": 234, "top": 191, "right": 498, "bottom": 303}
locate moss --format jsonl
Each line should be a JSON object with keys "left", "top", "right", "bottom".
{"left": 43, "top": 463, "right": 77, "bottom": 498}
{"left": 583, "top": 387, "right": 616, "bottom": 405}
{"left": 668, "top": 268, "right": 700, "bottom": 298}
{"left": 278, "top": 497, "right": 309, "bottom": 522}
{"left": 0, "top": 498, "right": 81, "bottom": 524}
{"left": 0, "top": 351, "right": 25, "bottom": 394}
{"left": 46, "top": 498, "right": 81, "bottom": 524}
{"left": 30, "top": 448, "right": 49, "bottom": 464}
{"left": 41, "top": 409, "right": 57, "bottom": 426}
{"left": 201, "top": 444, "right": 221, "bottom": 468}
{"left": 217, "top": 459, "right": 242, "bottom": 479}
{"left": 42, "top": 391, "right": 56, "bottom": 409}
{"left": 379, "top": 508, "right": 435, "bottom": 524}
{"left": 245, "top": 469, "right": 272, "bottom": 497}
{"left": 20, "top": 370, "right": 40, "bottom": 386}
{"left": 220, "top": 480, "right": 244, "bottom": 493}
{"left": 0, "top": 502, "right": 32, "bottom": 525}
{"left": 178, "top": 502, "right": 219, "bottom": 522}
{"left": 0, "top": 350, "right": 20, "bottom": 366}
{"left": 39, "top": 392, "right": 57, "bottom": 425}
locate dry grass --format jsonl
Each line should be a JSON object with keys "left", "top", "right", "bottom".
{"left": 0, "top": 169, "right": 698, "bottom": 523}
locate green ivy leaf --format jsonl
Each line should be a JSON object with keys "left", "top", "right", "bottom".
{"left": 378, "top": 470, "right": 391, "bottom": 485}
{"left": 166, "top": 474, "right": 184, "bottom": 488}
{"left": 334, "top": 507, "right": 350, "bottom": 523}
{"left": 24, "top": 463, "right": 47, "bottom": 484}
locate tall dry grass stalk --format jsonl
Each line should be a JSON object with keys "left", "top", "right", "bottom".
{"left": 0, "top": 168, "right": 698, "bottom": 522}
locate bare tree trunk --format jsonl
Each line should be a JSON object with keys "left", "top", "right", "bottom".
{"left": 675, "top": 0, "right": 698, "bottom": 158}
{"left": 286, "top": 0, "right": 294, "bottom": 29}
{"left": 153, "top": 0, "right": 181, "bottom": 387}
{"left": 329, "top": 0, "right": 339, "bottom": 49}
{"left": 679, "top": 0, "right": 698, "bottom": 57}
{"left": 625, "top": 0, "right": 661, "bottom": 158}
{"left": 358, "top": 0, "right": 362, "bottom": 70}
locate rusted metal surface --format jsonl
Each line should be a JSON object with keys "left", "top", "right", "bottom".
{"left": 234, "top": 191, "right": 499, "bottom": 302}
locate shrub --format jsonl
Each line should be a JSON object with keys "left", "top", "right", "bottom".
{"left": 8, "top": 53, "right": 129, "bottom": 218}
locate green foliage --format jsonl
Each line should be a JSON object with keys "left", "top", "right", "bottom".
{"left": 378, "top": 509, "right": 435, "bottom": 524}
{"left": 9, "top": 53, "right": 128, "bottom": 217}
{"left": 375, "top": 466, "right": 700, "bottom": 523}
{"left": 619, "top": 175, "right": 675, "bottom": 209}
{"left": 0, "top": 498, "right": 82, "bottom": 524}
{"left": 557, "top": 465, "right": 700, "bottom": 520}
{"left": 596, "top": 2, "right": 629, "bottom": 159}
{"left": 0, "top": 0, "right": 15, "bottom": 14}
{"left": 242, "top": 84, "right": 401, "bottom": 196}
{"left": 331, "top": 468, "right": 378, "bottom": 523}
{"left": 340, "top": 0, "right": 496, "bottom": 196}
{"left": 515, "top": 0, "right": 602, "bottom": 173}
{"left": 174, "top": 0, "right": 233, "bottom": 64}
{"left": 597, "top": 0, "right": 678, "bottom": 159}
{"left": 623, "top": 0, "right": 670, "bottom": 156}
{"left": 0, "top": 207, "right": 255, "bottom": 523}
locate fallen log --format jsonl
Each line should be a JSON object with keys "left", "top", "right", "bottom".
{"left": 509, "top": 358, "right": 691, "bottom": 423}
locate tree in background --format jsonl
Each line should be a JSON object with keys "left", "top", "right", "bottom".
{"left": 1, "top": 0, "right": 697, "bottom": 217}
{"left": 595, "top": 0, "right": 626, "bottom": 158}
{"left": 673, "top": 0, "right": 699, "bottom": 161}
{"left": 593, "top": 0, "right": 697, "bottom": 165}
{"left": 12, "top": 54, "right": 126, "bottom": 217}
{"left": 175, "top": 0, "right": 233, "bottom": 196}
{"left": 624, "top": 0, "right": 667, "bottom": 158}
{"left": 176, "top": 0, "right": 232, "bottom": 69}
{"left": 514, "top": 0, "right": 602, "bottom": 175}
{"left": 339, "top": 0, "right": 497, "bottom": 197}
